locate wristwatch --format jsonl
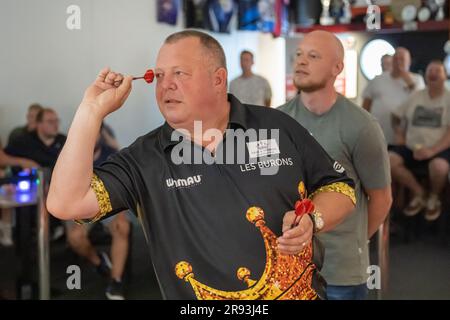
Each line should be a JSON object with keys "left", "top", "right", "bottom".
{"left": 308, "top": 210, "right": 324, "bottom": 234}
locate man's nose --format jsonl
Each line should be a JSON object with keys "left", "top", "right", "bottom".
{"left": 160, "top": 74, "right": 177, "bottom": 90}
{"left": 295, "top": 53, "right": 307, "bottom": 65}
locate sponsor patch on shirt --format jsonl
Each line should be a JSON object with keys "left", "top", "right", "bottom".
{"left": 166, "top": 175, "right": 202, "bottom": 190}
{"left": 246, "top": 139, "right": 280, "bottom": 159}
{"left": 333, "top": 161, "right": 345, "bottom": 173}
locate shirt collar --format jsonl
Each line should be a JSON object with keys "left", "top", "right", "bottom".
{"left": 160, "top": 94, "right": 248, "bottom": 151}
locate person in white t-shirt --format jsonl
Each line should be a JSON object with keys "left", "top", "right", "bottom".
{"left": 229, "top": 50, "right": 272, "bottom": 107}
{"left": 363, "top": 47, "right": 425, "bottom": 145}
{"left": 389, "top": 60, "right": 450, "bottom": 221}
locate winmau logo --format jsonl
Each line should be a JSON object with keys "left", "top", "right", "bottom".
{"left": 166, "top": 175, "right": 202, "bottom": 189}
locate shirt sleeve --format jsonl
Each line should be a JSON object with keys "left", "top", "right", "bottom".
{"left": 4, "top": 136, "right": 26, "bottom": 158}
{"left": 292, "top": 123, "right": 356, "bottom": 204}
{"left": 79, "top": 149, "right": 139, "bottom": 224}
{"left": 352, "top": 119, "right": 391, "bottom": 190}
{"left": 7, "top": 128, "right": 22, "bottom": 145}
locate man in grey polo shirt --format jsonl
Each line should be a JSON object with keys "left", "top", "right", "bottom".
{"left": 278, "top": 30, "right": 392, "bottom": 300}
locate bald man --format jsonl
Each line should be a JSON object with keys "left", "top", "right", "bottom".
{"left": 390, "top": 60, "right": 450, "bottom": 221}
{"left": 363, "top": 47, "right": 425, "bottom": 146}
{"left": 278, "top": 30, "right": 392, "bottom": 300}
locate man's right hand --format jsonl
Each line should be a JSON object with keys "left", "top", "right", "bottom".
{"left": 82, "top": 67, "right": 133, "bottom": 119}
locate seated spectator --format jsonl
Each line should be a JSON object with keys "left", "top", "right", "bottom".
{"left": 390, "top": 60, "right": 450, "bottom": 221}
{"left": 8, "top": 103, "right": 43, "bottom": 144}
{"left": 363, "top": 47, "right": 425, "bottom": 146}
{"left": 5, "top": 108, "right": 66, "bottom": 168}
{"left": 65, "top": 128, "right": 130, "bottom": 300}
{"left": 1, "top": 140, "right": 38, "bottom": 170}
{"left": 5, "top": 107, "right": 66, "bottom": 240}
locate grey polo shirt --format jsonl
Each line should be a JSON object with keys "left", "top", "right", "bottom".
{"left": 278, "top": 94, "right": 390, "bottom": 286}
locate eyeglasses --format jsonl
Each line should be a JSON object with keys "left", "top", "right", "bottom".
{"left": 43, "top": 118, "right": 60, "bottom": 124}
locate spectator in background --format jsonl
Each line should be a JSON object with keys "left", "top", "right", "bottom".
{"left": 1, "top": 140, "right": 38, "bottom": 170}
{"left": 363, "top": 47, "right": 425, "bottom": 146}
{"left": 5, "top": 108, "right": 66, "bottom": 169}
{"left": 8, "top": 103, "right": 43, "bottom": 144}
{"left": 390, "top": 60, "right": 450, "bottom": 221}
{"left": 5, "top": 108, "right": 66, "bottom": 240}
{"left": 229, "top": 50, "right": 272, "bottom": 107}
{"left": 65, "top": 129, "right": 130, "bottom": 300}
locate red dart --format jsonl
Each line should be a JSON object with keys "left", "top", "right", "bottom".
{"left": 291, "top": 199, "right": 315, "bottom": 229}
{"left": 114, "top": 69, "right": 154, "bottom": 86}
{"left": 303, "top": 199, "right": 315, "bottom": 215}
{"left": 133, "top": 69, "right": 155, "bottom": 83}
{"left": 295, "top": 200, "right": 305, "bottom": 216}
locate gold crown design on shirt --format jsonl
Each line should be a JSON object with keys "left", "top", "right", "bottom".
{"left": 174, "top": 188, "right": 318, "bottom": 300}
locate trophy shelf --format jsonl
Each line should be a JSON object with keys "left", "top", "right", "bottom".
{"left": 294, "top": 19, "right": 449, "bottom": 34}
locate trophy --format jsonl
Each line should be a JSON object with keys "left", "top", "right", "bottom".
{"left": 320, "top": 0, "right": 335, "bottom": 25}
{"left": 417, "top": 6, "right": 431, "bottom": 22}
{"left": 340, "top": 0, "right": 352, "bottom": 24}
{"left": 435, "top": 0, "right": 445, "bottom": 21}
{"left": 401, "top": 5, "right": 418, "bottom": 31}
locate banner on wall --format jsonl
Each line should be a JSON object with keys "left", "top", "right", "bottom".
{"left": 157, "top": 0, "right": 179, "bottom": 25}
{"left": 185, "top": 0, "right": 234, "bottom": 33}
{"left": 238, "top": 0, "right": 289, "bottom": 35}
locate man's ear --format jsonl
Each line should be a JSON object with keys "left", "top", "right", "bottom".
{"left": 214, "top": 67, "right": 228, "bottom": 88}
{"left": 333, "top": 61, "right": 344, "bottom": 77}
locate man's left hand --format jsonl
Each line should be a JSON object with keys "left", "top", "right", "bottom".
{"left": 277, "top": 210, "right": 313, "bottom": 255}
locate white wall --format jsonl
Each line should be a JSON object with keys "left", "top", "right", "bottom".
{"left": 0, "top": 0, "right": 285, "bottom": 147}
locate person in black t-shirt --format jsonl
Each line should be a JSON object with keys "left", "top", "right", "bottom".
{"left": 65, "top": 130, "right": 130, "bottom": 300}
{"left": 48, "top": 30, "right": 356, "bottom": 300}
{"left": 6, "top": 108, "right": 66, "bottom": 241}
{"left": 5, "top": 108, "right": 66, "bottom": 169}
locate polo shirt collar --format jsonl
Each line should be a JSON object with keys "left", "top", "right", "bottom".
{"left": 160, "top": 94, "right": 248, "bottom": 150}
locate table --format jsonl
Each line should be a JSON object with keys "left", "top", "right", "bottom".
{"left": 0, "top": 170, "right": 49, "bottom": 300}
